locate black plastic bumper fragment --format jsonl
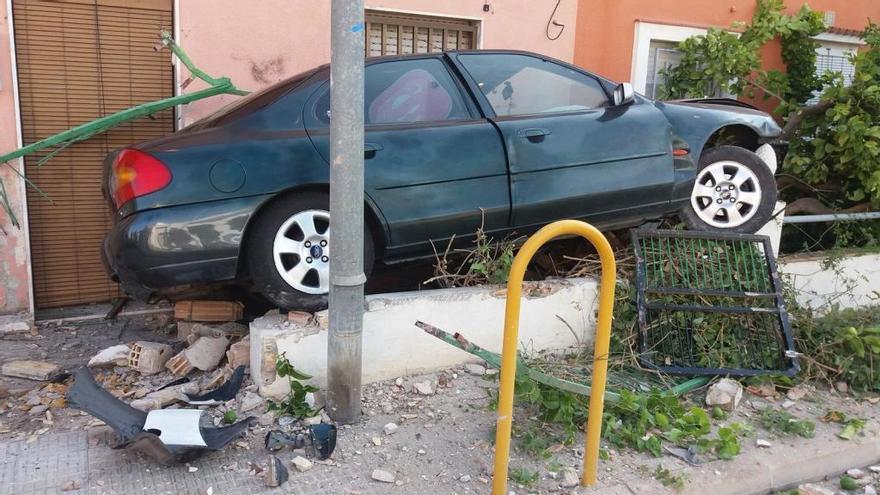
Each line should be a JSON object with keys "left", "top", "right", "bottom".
{"left": 67, "top": 367, "right": 254, "bottom": 464}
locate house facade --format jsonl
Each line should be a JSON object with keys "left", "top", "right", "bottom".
{"left": 0, "top": 0, "right": 875, "bottom": 318}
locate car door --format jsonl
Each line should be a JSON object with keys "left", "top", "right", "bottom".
{"left": 451, "top": 52, "right": 675, "bottom": 229}
{"left": 303, "top": 57, "right": 509, "bottom": 258}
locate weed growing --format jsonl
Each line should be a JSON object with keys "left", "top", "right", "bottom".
{"left": 267, "top": 353, "right": 318, "bottom": 418}
{"left": 757, "top": 408, "right": 816, "bottom": 438}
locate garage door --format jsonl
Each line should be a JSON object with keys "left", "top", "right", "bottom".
{"left": 13, "top": 0, "right": 174, "bottom": 308}
{"left": 365, "top": 11, "right": 479, "bottom": 57}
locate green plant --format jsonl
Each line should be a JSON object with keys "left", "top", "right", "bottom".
{"left": 267, "top": 353, "right": 318, "bottom": 418}
{"left": 757, "top": 408, "right": 816, "bottom": 438}
{"left": 428, "top": 225, "right": 519, "bottom": 287}
{"left": 822, "top": 410, "right": 866, "bottom": 440}
{"left": 793, "top": 305, "right": 880, "bottom": 392}
{"left": 223, "top": 409, "right": 238, "bottom": 424}
{"left": 653, "top": 465, "right": 686, "bottom": 491}
{"left": 509, "top": 466, "right": 539, "bottom": 486}
{"left": 840, "top": 475, "right": 858, "bottom": 491}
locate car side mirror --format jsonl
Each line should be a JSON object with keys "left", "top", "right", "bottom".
{"left": 613, "top": 82, "right": 635, "bottom": 106}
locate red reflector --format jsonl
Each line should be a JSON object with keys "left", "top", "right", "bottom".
{"left": 673, "top": 148, "right": 690, "bottom": 157}
{"left": 110, "top": 149, "right": 172, "bottom": 209}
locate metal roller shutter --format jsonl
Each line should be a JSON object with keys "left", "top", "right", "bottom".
{"left": 13, "top": 0, "right": 173, "bottom": 308}
{"left": 365, "top": 11, "right": 479, "bottom": 57}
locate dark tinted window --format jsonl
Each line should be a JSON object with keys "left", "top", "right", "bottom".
{"left": 458, "top": 54, "right": 608, "bottom": 116}
{"left": 314, "top": 58, "right": 469, "bottom": 125}
{"left": 186, "top": 68, "right": 319, "bottom": 130}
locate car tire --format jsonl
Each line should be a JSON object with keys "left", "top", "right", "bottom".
{"left": 680, "top": 145, "right": 777, "bottom": 234}
{"left": 247, "top": 192, "right": 375, "bottom": 311}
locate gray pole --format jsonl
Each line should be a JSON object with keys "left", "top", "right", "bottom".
{"left": 327, "top": 0, "right": 365, "bottom": 424}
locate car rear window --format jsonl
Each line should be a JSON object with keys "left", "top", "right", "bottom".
{"left": 185, "top": 68, "right": 320, "bottom": 130}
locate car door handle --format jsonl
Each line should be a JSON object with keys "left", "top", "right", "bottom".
{"left": 517, "top": 128, "right": 550, "bottom": 142}
{"left": 364, "top": 142, "right": 384, "bottom": 159}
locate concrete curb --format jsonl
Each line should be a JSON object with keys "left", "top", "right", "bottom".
{"left": 681, "top": 430, "right": 880, "bottom": 495}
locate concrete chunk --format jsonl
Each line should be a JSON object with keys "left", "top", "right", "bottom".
{"left": 2, "top": 360, "right": 60, "bottom": 381}
{"left": 705, "top": 378, "right": 743, "bottom": 411}
{"left": 88, "top": 345, "right": 131, "bottom": 368}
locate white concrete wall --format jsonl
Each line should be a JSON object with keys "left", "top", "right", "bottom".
{"left": 251, "top": 278, "right": 599, "bottom": 399}
{"left": 778, "top": 252, "right": 880, "bottom": 314}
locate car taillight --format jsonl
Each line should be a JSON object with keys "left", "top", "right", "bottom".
{"left": 110, "top": 149, "right": 171, "bottom": 209}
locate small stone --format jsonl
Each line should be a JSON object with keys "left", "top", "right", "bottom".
{"left": 465, "top": 363, "right": 487, "bottom": 376}
{"left": 781, "top": 400, "right": 796, "bottom": 409}
{"left": 29, "top": 405, "right": 48, "bottom": 416}
{"left": 787, "top": 385, "right": 809, "bottom": 400}
{"left": 239, "top": 392, "right": 264, "bottom": 413}
{"left": 865, "top": 486, "right": 877, "bottom": 495}
{"left": 847, "top": 468, "right": 867, "bottom": 479}
{"left": 835, "top": 381, "right": 848, "bottom": 393}
{"left": 756, "top": 439, "right": 772, "bottom": 448}
{"left": 394, "top": 377, "right": 403, "bottom": 387}
{"left": 188, "top": 466, "right": 198, "bottom": 473}
{"left": 303, "top": 415, "right": 322, "bottom": 426}
{"left": 798, "top": 483, "right": 835, "bottom": 495}
{"left": 372, "top": 469, "right": 395, "bottom": 483}
{"left": 371, "top": 436, "right": 382, "bottom": 446}
{"left": 278, "top": 415, "right": 296, "bottom": 427}
{"left": 459, "top": 474, "right": 472, "bottom": 483}
{"left": 869, "top": 466, "right": 880, "bottom": 473}
{"left": 383, "top": 422, "right": 399, "bottom": 435}
{"left": 60, "top": 480, "right": 80, "bottom": 492}
{"left": 705, "top": 378, "right": 743, "bottom": 411}
{"left": 560, "top": 467, "right": 579, "bottom": 488}
{"left": 292, "top": 456, "right": 313, "bottom": 472}
{"left": 417, "top": 449, "right": 426, "bottom": 455}
{"left": 381, "top": 403, "right": 394, "bottom": 414}
{"left": 414, "top": 380, "right": 434, "bottom": 396}
{"left": 258, "top": 412, "right": 275, "bottom": 427}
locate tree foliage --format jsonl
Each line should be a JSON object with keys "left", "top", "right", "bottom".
{"left": 785, "top": 24, "right": 880, "bottom": 208}
{"left": 661, "top": 0, "right": 824, "bottom": 103}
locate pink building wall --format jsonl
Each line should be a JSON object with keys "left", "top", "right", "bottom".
{"left": 177, "top": 0, "right": 579, "bottom": 125}
{"left": 0, "top": 6, "right": 32, "bottom": 314}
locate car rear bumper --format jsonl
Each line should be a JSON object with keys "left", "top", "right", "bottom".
{"left": 102, "top": 195, "right": 269, "bottom": 299}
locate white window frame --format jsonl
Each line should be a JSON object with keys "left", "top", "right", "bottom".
{"left": 631, "top": 22, "right": 707, "bottom": 95}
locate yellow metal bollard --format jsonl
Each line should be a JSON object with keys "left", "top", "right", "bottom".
{"left": 492, "top": 220, "right": 616, "bottom": 494}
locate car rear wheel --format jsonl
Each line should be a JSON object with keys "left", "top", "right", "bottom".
{"left": 680, "top": 145, "right": 777, "bottom": 234}
{"left": 247, "top": 192, "right": 374, "bottom": 311}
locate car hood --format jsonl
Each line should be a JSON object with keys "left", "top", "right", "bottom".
{"left": 665, "top": 98, "right": 769, "bottom": 117}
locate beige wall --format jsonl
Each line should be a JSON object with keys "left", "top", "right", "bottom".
{"left": 178, "top": 0, "right": 578, "bottom": 125}
{"left": 0, "top": 4, "right": 32, "bottom": 314}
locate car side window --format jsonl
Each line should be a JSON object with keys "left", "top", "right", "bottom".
{"left": 313, "top": 58, "right": 470, "bottom": 126}
{"left": 458, "top": 54, "right": 609, "bottom": 117}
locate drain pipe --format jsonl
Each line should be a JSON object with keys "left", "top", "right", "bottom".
{"left": 327, "top": 0, "right": 366, "bottom": 424}
{"left": 783, "top": 211, "right": 880, "bottom": 224}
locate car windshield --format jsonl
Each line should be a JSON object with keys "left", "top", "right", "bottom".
{"left": 184, "top": 67, "right": 320, "bottom": 130}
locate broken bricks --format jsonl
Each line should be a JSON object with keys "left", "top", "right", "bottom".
{"left": 175, "top": 300, "right": 244, "bottom": 322}
{"left": 166, "top": 336, "right": 230, "bottom": 376}
{"left": 178, "top": 321, "right": 248, "bottom": 345}
{"left": 129, "top": 341, "right": 173, "bottom": 375}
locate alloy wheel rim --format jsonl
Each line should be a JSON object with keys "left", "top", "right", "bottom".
{"left": 690, "top": 160, "right": 762, "bottom": 229}
{"left": 272, "top": 209, "right": 330, "bottom": 295}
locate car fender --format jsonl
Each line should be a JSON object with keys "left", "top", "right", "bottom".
{"left": 656, "top": 100, "right": 782, "bottom": 161}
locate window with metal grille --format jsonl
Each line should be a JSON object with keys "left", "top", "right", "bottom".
{"left": 645, "top": 40, "right": 682, "bottom": 99}
{"left": 807, "top": 43, "right": 858, "bottom": 104}
{"left": 365, "top": 11, "right": 479, "bottom": 57}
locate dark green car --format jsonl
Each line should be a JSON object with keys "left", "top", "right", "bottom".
{"left": 103, "top": 50, "right": 781, "bottom": 310}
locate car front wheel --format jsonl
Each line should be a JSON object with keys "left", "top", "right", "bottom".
{"left": 247, "top": 192, "right": 374, "bottom": 311}
{"left": 680, "top": 145, "right": 777, "bottom": 234}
